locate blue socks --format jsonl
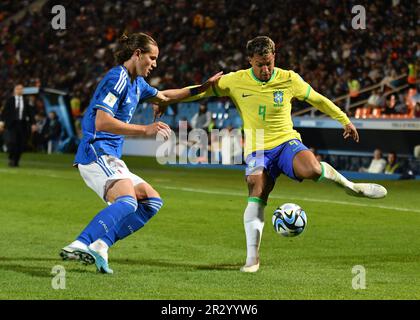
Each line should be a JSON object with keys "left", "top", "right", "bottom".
{"left": 101, "top": 197, "right": 163, "bottom": 247}
{"left": 77, "top": 195, "right": 138, "bottom": 246}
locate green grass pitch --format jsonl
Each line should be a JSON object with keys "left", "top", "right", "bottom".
{"left": 0, "top": 152, "right": 419, "bottom": 299}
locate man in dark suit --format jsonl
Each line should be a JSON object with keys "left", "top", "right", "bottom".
{"left": 0, "top": 84, "right": 34, "bottom": 167}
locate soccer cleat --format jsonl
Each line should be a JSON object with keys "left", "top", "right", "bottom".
{"left": 88, "top": 246, "right": 113, "bottom": 274}
{"left": 60, "top": 244, "right": 95, "bottom": 265}
{"left": 240, "top": 262, "right": 260, "bottom": 273}
{"left": 346, "top": 183, "right": 387, "bottom": 199}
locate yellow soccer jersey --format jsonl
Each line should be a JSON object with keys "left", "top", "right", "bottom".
{"left": 185, "top": 67, "right": 350, "bottom": 156}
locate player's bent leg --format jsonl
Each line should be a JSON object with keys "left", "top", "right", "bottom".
{"left": 241, "top": 171, "right": 274, "bottom": 273}
{"left": 300, "top": 156, "right": 388, "bottom": 199}
{"left": 319, "top": 161, "right": 387, "bottom": 199}
{"left": 293, "top": 150, "right": 322, "bottom": 180}
{"left": 76, "top": 179, "right": 138, "bottom": 273}
{"left": 99, "top": 183, "right": 163, "bottom": 247}
{"left": 293, "top": 151, "right": 387, "bottom": 199}
{"left": 294, "top": 149, "right": 387, "bottom": 197}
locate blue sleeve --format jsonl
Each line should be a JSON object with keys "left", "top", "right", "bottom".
{"left": 138, "top": 77, "right": 158, "bottom": 102}
{"left": 94, "top": 68, "right": 128, "bottom": 116}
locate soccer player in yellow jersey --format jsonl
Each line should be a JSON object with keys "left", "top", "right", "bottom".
{"left": 156, "top": 36, "right": 387, "bottom": 273}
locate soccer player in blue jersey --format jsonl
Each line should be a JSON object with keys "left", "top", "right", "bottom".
{"left": 60, "top": 33, "right": 222, "bottom": 274}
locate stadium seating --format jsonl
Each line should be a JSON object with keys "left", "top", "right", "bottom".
{"left": 1, "top": 1, "right": 417, "bottom": 122}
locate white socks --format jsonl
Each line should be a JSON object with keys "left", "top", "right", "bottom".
{"left": 89, "top": 239, "right": 109, "bottom": 261}
{"left": 244, "top": 199, "right": 265, "bottom": 266}
{"left": 319, "top": 161, "right": 354, "bottom": 189}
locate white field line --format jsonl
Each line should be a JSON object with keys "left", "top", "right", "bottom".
{"left": 1, "top": 168, "right": 418, "bottom": 214}
{"left": 159, "top": 185, "right": 420, "bottom": 214}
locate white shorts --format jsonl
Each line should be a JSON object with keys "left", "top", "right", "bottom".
{"left": 78, "top": 155, "right": 145, "bottom": 201}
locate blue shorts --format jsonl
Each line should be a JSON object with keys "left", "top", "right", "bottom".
{"left": 245, "top": 139, "right": 308, "bottom": 182}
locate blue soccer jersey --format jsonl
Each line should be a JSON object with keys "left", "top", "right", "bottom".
{"left": 74, "top": 66, "right": 158, "bottom": 165}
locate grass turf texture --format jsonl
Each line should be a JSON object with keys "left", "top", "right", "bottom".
{"left": 0, "top": 152, "right": 419, "bottom": 299}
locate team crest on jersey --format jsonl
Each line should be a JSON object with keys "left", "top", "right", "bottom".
{"left": 273, "top": 91, "right": 284, "bottom": 107}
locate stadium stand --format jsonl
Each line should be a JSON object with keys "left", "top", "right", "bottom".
{"left": 0, "top": 1, "right": 418, "bottom": 110}
{"left": 0, "top": 0, "right": 418, "bottom": 175}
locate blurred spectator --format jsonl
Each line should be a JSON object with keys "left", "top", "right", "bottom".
{"left": 414, "top": 145, "right": 420, "bottom": 159}
{"left": 366, "top": 89, "right": 383, "bottom": 108}
{"left": 415, "top": 101, "right": 420, "bottom": 118}
{"left": 407, "top": 63, "right": 417, "bottom": 85}
{"left": 359, "top": 148, "right": 386, "bottom": 174}
{"left": 32, "top": 111, "right": 49, "bottom": 152}
{"left": 70, "top": 92, "right": 82, "bottom": 138}
{"left": 34, "top": 97, "right": 45, "bottom": 114}
{"left": 207, "top": 118, "right": 216, "bottom": 132}
{"left": 405, "top": 87, "right": 418, "bottom": 117}
{"left": 46, "top": 111, "right": 61, "bottom": 154}
{"left": 384, "top": 151, "right": 401, "bottom": 174}
{"left": 191, "top": 102, "right": 211, "bottom": 131}
{"left": 345, "top": 78, "right": 361, "bottom": 113}
{"left": 383, "top": 94, "right": 405, "bottom": 115}
{"left": 70, "top": 93, "right": 81, "bottom": 119}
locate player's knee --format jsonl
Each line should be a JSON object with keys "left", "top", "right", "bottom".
{"left": 135, "top": 183, "right": 160, "bottom": 199}
{"left": 311, "top": 160, "right": 322, "bottom": 178}
{"left": 296, "top": 159, "right": 322, "bottom": 180}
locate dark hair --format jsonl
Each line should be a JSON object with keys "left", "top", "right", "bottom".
{"left": 115, "top": 33, "right": 158, "bottom": 64}
{"left": 246, "top": 36, "right": 275, "bottom": 57}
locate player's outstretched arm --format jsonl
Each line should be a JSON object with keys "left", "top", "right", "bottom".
{"left": 95, "top": 110, "right": 171, "bottom": 139}
{"left": 148, "top": 71, "right": 223, "bottom": 105}
{"left": 149, "top": 71, "right": 223, "bottom": 119}
{"left": 305, "top": 89, "right": 359, "bottom": 142}
{"left": 305, "top": 89, "right": 349, "bottom": 124}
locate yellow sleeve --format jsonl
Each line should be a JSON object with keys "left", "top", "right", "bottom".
{"left": 291, "top": 71, "right": 350, "bottom": 126}
{"left": 180, "top": 73, "right": 232, "bottom": 102}
{"left": 291, "top": 71, "right": 312, "bottom": 101}
{"left": 306, "top": 89, "right": 350, "bottom": 125}
{"left": 211, "top": 73, "right": 231, "bottom": 97}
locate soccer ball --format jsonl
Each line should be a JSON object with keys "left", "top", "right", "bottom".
{"left": 272, "top": 203, "right": 307, "bottom": 237}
